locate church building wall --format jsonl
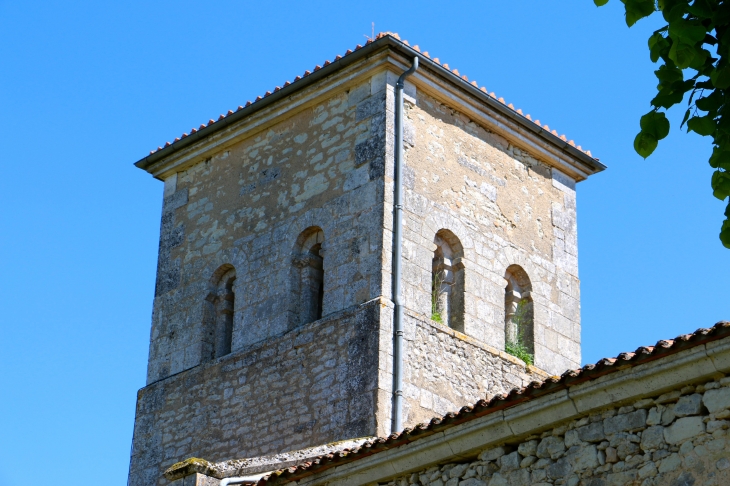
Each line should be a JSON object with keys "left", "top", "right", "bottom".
{"left": 131, "top": 37, "right": 605, "bottom": 486}
{"left": 393, "top": 89, "right": 581, "bottom": 375}
{"left": 147, "top": 71, "right": 393, "bottom": 385}
{"left": 400, "top": 312, "right": 548, "bottom": 427}
{"left": 130, "top": 300, "right": 383, "bottom": 486}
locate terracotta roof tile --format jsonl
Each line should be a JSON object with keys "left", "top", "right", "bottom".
{"left": 258, "top": 321, "right": 730, "bottom": 486}
{"left": 147, "top": 32, "right": 597, "bottom": 162}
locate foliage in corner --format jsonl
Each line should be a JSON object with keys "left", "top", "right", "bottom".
{"left": 431, "top": 271, "right": 444, "bottom": 323}
{"left": 505, "top": 299, "right": 534, "bottom": 366}
{"left": 595, "top": 0, "right": 730, "bottom": 248}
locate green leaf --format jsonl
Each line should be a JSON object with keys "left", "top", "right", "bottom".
{"left": 712, "top": 170, "right": 730, "bottom": 199}
{"left": 640, "top": 111, "right": 671, "bottom": 140}
{"left": 663, "top": 3, "right": 688, "bottom": 22}
{"left": 695, "top": 93, "right": 722, "bottom": 112}
{"left": 651, "top": 87, "right": 685, "bottom": 108}
{"left": 649, "top": 33, "right": 670, "bottom": 62}
{"left": 669, "top": 40, "right": 696, "bottom": 68}
{"left": 634, "top": 131, "right": 659, "bottom": 157}
{"left": 688, "top": 48, "right": 710, "bottom": 70}
{"left": 655, "top": 64, "right": 684, "bottom": 84}
{"left": 713, "top": 2, "right": 730, "bottom": 25}
{"left": 710, "top": 147, "right": 730, "bottom": 169}
{"left": 711, "top": 66, "right": 730, "bottom": 89}
{"left": 623, "top": 0, "right": 657, "bottom": 26}
{"left": 720, "top": 218, "right": 730, "bottom": 248}
{"left": 594, "top": 0, "right": 609, "bottom": 5}
{"left": 688, "top": 114, "right": 717, "bottom": 135}
{"left": 687, "top": 0, "right": 713, "bottom": 17}
{"left": 669, "top": 20, "right": 707, "bottom": 44}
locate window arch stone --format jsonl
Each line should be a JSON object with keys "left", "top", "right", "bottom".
{"left": 205, "top": 264, "right": 236, "bottom": 359}
{"left": 504, "top": 264, "right": 534, "bottom": 357}
{"left": 291, "top": 227, "right": 325, "bottom": 326}
{"left": 431, "top": 229, "right": 465, "bottom": 332}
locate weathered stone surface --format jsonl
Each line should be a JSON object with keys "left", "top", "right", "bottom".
{"left": 547, "top": 457, "right": 571, "bottom": 479}
{"left": 674, "top": 393, "right": 703, "bottom": 417}
{"left": 498, "top": 452, "right": 520, "bottom": 472}
{"left": 605, "top": 447, "right": 618, "bottom": 463}
{"left": 640, "top": 425, "right": 666, "bottom": 451}
{"left": 568, "top": 444, "right": 598, "bottom": 470}
{"left": 664, "top": 416, "right": 705, "bottom": 444}
{"left": 537, "top": 436, "right": 565, "bottom": 459}
{"left": 603, "top": 409, "right": 647, "bottom": 434}
{"left": 458, "top": 479, "right": 485, "bottom": 486}
{"left": 479, "top": 447, "right": 507, "bottom": 462}
{"left": 659, "top": 453, "right": 682, "bottom": 473}
{"left": 646, "top": 406, "right": 663, "bottom": 426}
{"left": 576, "top": 422, "right": 604, "bottom": 443}
{"left": 517, "top": 440, "right": 538, "bottom": 457}
{"left": 380, "top": 376, "right": 730, "bottom": 486}
{"left": 449, "top": 464, "right": 469, "bottom": 479}
{"left": 703, "top": 387, "right": 730, "bottom": 413}
{"left": 133, "top": 53, "right": 591, "bottom": 486}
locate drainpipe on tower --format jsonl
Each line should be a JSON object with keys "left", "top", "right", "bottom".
{"left": 392, "top": 56, "right": 418, "bottom": 435}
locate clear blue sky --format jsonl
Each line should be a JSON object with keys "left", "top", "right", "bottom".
{"left": 1, "top": 2, "right": 728, "bottom": 485}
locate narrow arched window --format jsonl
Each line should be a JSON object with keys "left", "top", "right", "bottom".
{"left": 291, "top": 227, "right": 325, "bottom": 326}
{"left": 504, "top": 265, "right": 534, "bottom": 364}
{"left": 431, "top": 230, "right": 465, "bottom": 332}
{"left": 206, "top": 266, "right": 236, "bottom": 359}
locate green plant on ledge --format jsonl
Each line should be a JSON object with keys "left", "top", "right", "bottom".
{"left": 505, "top": 299, "right": 534, "bottom": 366}
{"left": 431, "top": 270, "right": 444, "bottom": 323}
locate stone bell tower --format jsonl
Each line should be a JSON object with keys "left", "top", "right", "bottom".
{"left": 128, "top": 32, "right": 604, "bottom": 486}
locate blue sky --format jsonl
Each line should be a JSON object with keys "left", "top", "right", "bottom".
{"left": 1, "top": 1, "right": 728, "bottom": 485}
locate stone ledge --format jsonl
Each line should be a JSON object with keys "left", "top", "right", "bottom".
{"left": 165, "top": 438, "right": 373, "bottom": 481}
{"left": 142, "top": 296, "right": 387, "bottom": 391}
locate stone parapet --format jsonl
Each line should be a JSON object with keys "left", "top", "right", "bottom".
{"left": 129, "top": 300, "right": 384, "bottom": 486}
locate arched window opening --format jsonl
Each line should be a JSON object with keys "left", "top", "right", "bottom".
{"left": 206, "top": 266, "right": 236, "bottom": 359}
{"left": 291, "top": 227, "right": 325, "bottom": 326}
{"left": 504, "top": 265, "right": 534, "bottom": 365}
{"left": 431, "top": 230, "right": 465, "bottom": 332}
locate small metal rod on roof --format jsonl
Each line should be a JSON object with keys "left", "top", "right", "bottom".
{"left": 392, "top": 55, "right": 418, "bottom": 435}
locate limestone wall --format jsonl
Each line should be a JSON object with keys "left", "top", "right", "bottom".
{"left": 147, "top": 71, "right": 393, "bottom": 384}
{"left": 401, "top": 311, "right": 547, "bottom": 427}
{"left": 380, "top": 375, "right": 730, "bottom": 486}
{"left": 129, "top": 301, "right": 382, "bottom": 486}
{"left": 395, "top": 90, "right": 581, "bottom": 375}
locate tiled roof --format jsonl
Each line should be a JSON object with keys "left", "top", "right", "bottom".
{"left": 144, "top": 32, "right": 597, "bottom": 163}
{"left": 258, "top": 321, "right": 730, "bottom": 486}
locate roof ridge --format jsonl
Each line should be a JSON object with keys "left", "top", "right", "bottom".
{"left": 147, "top": 33, "right": 596, "bottom": 161}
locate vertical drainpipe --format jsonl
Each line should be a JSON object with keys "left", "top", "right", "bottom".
{"left": 392, "top": 56, "right": 418, "bottom": 434}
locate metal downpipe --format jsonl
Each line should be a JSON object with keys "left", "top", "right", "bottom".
{"left": 219, "top": 473, "right": 268, "bottom": 486}
{"left": 392, "top": 56, "right": 418, "bottom": 435}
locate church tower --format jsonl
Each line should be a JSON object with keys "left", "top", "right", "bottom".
{"left": 128, "top": 33, "right": 605, "bottom": 486}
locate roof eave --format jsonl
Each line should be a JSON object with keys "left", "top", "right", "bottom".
{"left": 135, "top": 35, "right": 606, "bottom": 178}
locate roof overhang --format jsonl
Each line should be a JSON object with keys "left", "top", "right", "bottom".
{"left": 134, "top": 34, "right": 606, "bottom": 181}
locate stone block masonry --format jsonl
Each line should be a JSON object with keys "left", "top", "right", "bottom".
{"left": 131, "top": 298, "right": 545, "bottom": 486}
{"left": 145, "top": 71, "right": 392, "bottom": 385}
{"left": 397, "top": 91, "right": 582, "bottom": 374}
{"left": 381, "top": 375, "right": 730, "bottom": 486}
{"left": 130, "top": 300, "right": 382, "bottom": 486}
{"left": 400, "top": 311, "right": 547, "bottom": 427}
{"left": 132, "top": 39, "right": 604, "bottom": 486}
